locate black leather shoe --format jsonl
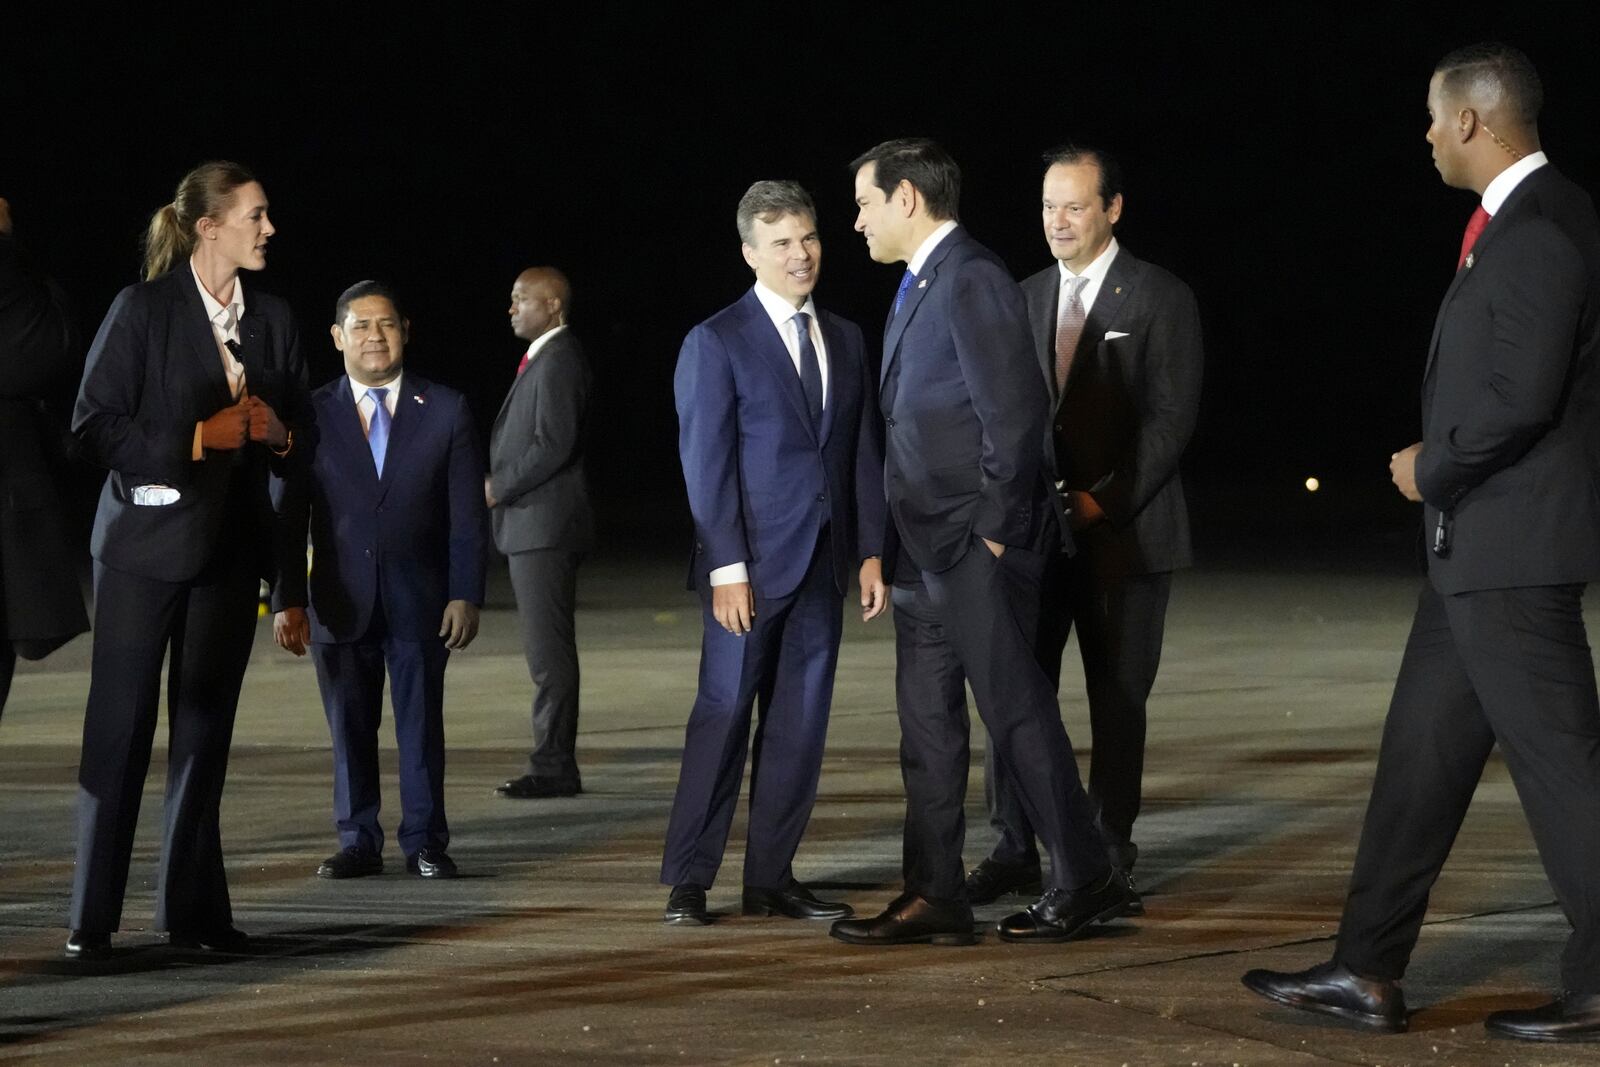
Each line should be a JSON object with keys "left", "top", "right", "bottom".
{"left": 742, "top": 881, "right": 853, "bottom": 920}
{"left": 65, "top": 930, "right": 111, "bottom": 960}
{"left": 1241, "top": 960, "right": 1407, "bottom": 1032}
{"left": 664, "top": 884, "right": 710, "bottom": 925}
{"left": 168, "top": 925, "right": 250, "bottom": 952}
{"left": 1120, "top": 869, "right": 1145, "bottom": 917}
{"left": 964, "top": 858, "right": 1043, "bottom": 905}
{"left": 997, "top": 871, "right": 1133, "bottom": 942}
{"left": 1486, "top": 992, "right": 1600, "bottom": 1042}
{"left": 829, "top": 892, "right": 976, "bottom": 946}
{"left": 317, "top": 845, "right": 383, "bottom": 879}
{"left": 496, "top": 774, "right": 580, "bottom": 798}
{"left": 406, "top": 848, "right": 459, "bottom": 878}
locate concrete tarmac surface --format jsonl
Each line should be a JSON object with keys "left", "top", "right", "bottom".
{"left": 2, "top": 553, "right": 1595, "bottom": 1066}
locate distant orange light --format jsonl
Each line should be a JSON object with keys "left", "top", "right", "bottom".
{"left": 1305, "top": 477, "right": 1321, "bottom": 492}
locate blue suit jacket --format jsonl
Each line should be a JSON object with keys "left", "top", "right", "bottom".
{"left": 675, "top": 288, "right": 884, "bottom": 600}
{"left": 274, "top": 372, "right": 488, "bottom": 643}
{"left": 879, "top": 227, "right": 1055, "bottom": 576}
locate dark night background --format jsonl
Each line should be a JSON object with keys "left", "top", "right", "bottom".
{"left": 6, "top": 2, "right": 1600, "bottom": 570}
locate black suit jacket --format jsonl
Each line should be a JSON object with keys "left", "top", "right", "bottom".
{"left": 488, "top": 328, "right": 594, "bottom": 554}
{"left": 1021, "top": 247, "right": 1202, "bottom": 578}
{"left": 1416, "top": 165, "right": 1600, "bottom": 595}
{"left": 72, "top": 268, "right": 309, "bottom": 586}
{"left": 880, "top": 226, "right": 1053, "bottom": 577}
{"left": 276, "top": 373, "right": 488, "bottom": 643}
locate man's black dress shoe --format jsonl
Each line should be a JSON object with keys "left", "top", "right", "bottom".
{"left": 317, "top": 845, "right": 383, "bottom": 879}
{"left": 65, "top": 930, "right": 111, "bottom": 960}
{"left": 742, "top": 881, "right": 853, "bottom": 920}
{"left": 1241, "top": 960, "right": 1407, "bottom": 1032}
{"left": 406, "top": 848, "right": 459, "bottom": 878}
{"left": 663, "top": 884, "right": 710, "bottom": 925}
{"left": 167, "top": 925, "right": 250, "bottom": 952}
{"left": 829, "top": 892, "right": 976, "bottom": 946}
{"left": 496, "top": 774, "right": 580, "bottom": 798}
{"left": 1486, "top": 992, "right": 1600, "bottom": 1042}
{"left": 964, "top": 858, "right": 1044, "bottom": 905}
{"left": 997, "top": 871, "right": 1133, "bottom": 942}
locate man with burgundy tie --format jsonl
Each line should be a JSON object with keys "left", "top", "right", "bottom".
{"left": 487, "top": 267, "right": 594, "bottom": 800}
{"left": 967, "top": 146, "right": 1203, "bottom": 915}
{"left": 660, "top": 180, "right": 886, "bottom": 926}
{"left": 273, "top": 280, "right": 487, "bottom": 880}
{"left": 830, "top": 138, "right": 1131, "bottom": 947}
{"left": 1243, "top": 43, "right": 1600, "bottom": 1041}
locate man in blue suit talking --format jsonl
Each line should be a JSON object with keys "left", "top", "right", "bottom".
{"left": 661, "top": 181, "right": 887, "bottom": 925}
{"left": 830, "top": 139, "right": 1131, "bottom": 947}
{"left": 273, "top": 281, "right": 487, "bottom": 881}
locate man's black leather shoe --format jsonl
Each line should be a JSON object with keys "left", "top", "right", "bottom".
{"left": 317, "top": 845, "right": 383, "bottom": 879}
{"left": 406, "top": 848, "right": 459, "bottom": 878}
{"left": 1241, "top": 960, "right": 1407, "bottom": 1033}
{"left": 742, "top": 881, "right": 853, "bottom": 920}
{"left": 997, "top": 871, "right": 1133, "bottom": 942}
{"left": 663, "top": 884, "right": 710, "bottom": 925}
{"left": 65, "top": 930, "right": 111, "bottom": 960}
{"left": 496, "top": 774, "right": 580, "bottom": 798}
{"left": 829, "top": 892, "right": 976, "bottom": 946}
{"left": 1486, "top": 992, "right": 1600, "bottom": 1042}
{"left": 964, "top": 858, "right": 1043, "bottom": 905}
{"left": 168, "top": 925, "right": 250, "bottom": 952}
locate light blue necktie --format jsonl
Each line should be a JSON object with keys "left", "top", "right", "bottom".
{"left": 367, "top": 386, "right": 391, "bottom": 476}
{"left": 892, "top": 269, "right": 916, "bottom": 316}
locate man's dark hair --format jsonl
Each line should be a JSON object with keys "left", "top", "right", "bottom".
{"left": 849, "top": 138, "right": 961, "bottom": 221}
{"left": 1435, "top": 41, "right": 1543, "bottom": 126}
{"left": 736, "top": 180, "right": 817, "bottom": 245}
{"left": 335, "top": 279, "right": 405, "bottom": 325}
{"left": 1042, "top": 144, "right": 1125, "bottom": 209}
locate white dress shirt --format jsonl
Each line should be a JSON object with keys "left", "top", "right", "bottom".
{"left": 1057, "top": 237, "right": 1120, "bottom": 316}
{"left": 907, "top": 219, "right": 960, "bottom": 276}
{"left": 191, "top": 260, "right": 247, "bottom": 398}
{"left": 349, "top": 371, "right": 403, "bottom": 436}
{"left": 708, "top": 286, "right": 832, "bottom": 589}
{"left": 522, "top": 322, "right": 569, "bottom": 366}
{"left": 1482, "top": 150, "right": 1549, "bottom": 214}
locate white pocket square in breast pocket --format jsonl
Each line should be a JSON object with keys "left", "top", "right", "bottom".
{"left": 1104, "top": 331, "right": 1130, "bottom": 341}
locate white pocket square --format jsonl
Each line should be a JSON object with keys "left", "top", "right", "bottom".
{"left": 1104, "top": 331, "right": 1130, "bottom": 340}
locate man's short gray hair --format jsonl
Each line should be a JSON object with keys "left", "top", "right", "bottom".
{"left": 736, "top": 180, "right": 817, "bottom": 245}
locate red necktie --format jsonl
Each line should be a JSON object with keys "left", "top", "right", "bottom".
{"left": 516, "top": 351, "right": 533, "bottom": 375}
{"left": 1458, "top": 204, "right": 1491, "bottom": 269}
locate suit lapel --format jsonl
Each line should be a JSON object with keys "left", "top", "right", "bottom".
{"left": 378, "top": 375, "right": 431, "bottom": 502}
{"left": 1029, "top": 271, "right": 1057, "bottom": 398}
{"left": 174, "top": 272, "right": 234, "bottom": 406}
{"left": 1065, "top": 254, "right": 1137, "bottom": 398}
{"left": 740, "top": 291, "right": 818, "bottom": 445}
{"left": 323, "top": 378, "right": 379, "bottom": 485}
{"left": 818, "top": 312, "right": 843, "bottom": 444}
{"left": 880, "top": 233, "right": 954, "bottom": 392}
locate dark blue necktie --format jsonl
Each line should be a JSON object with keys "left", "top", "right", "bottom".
{"left": 793, "top": 312, "right": 824, "bottom": 430}
{"left": 892, "top": 269, "right": 916, "bottom": 316}
{"left": 367, "top": 386, "right": 391, "bottom": 476}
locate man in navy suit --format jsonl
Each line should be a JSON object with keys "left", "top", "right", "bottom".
{"left": 1244, "top": 44, "right": 1600, "bottom": 1041}
{"left": 274, "top": 280, "right": 487, "bottom": 880}
{"left": 660, "top": 180, "right": 886, "bottom": 926}
{"left": 830, "top": 139, "right": 1130, "bottom": 948}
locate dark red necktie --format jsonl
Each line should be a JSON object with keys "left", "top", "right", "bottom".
{"left": 516, "top": 351, "right": 532, "bottom": 375}
{"left": 1458, "top": 204, "right": 1491, "bottom": 269}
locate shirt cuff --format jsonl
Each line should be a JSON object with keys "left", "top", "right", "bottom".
{"left": 708, "top": 562, "right": 749, "bottom": 586}
{"left": 192, "top": 422, "right": 205, "bottom": 460}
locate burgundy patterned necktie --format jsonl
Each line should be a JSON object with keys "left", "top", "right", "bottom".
{"left": 1054, "top": 275, "right": 1089, "bottom": 394}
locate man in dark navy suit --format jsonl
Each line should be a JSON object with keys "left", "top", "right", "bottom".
{"left": 1243, "top": 44, "right": 1600, "bottom": 1041}
{"left": 274, "top": 280, "right": 487, "bottom": 880}
{"left": 660, "top": 181, "right": 886, "bottom": 926}
{"left": 830, "top": 139, "right": 1130, "bottom": 948}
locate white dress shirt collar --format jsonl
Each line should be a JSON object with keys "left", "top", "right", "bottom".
{"left": 190, "top": 260, "right": 245, "bottom": 340}
{"left": 349, "top": 371, "right": 403, "bottom": 422}
{"left": 1482, "top": 150, "right": 1549, "bottom": 215}
{"left": 752, "top": 281, "right": 817, "bottom": 327}
{"left": 908, "top": 219, "right": 960, "bottom": 276}
{"left": 1056, "top": 237, "right": 1120, "bottom": 314}
{"left": 523, "top": 323, "right": 569, "bottom": 364}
